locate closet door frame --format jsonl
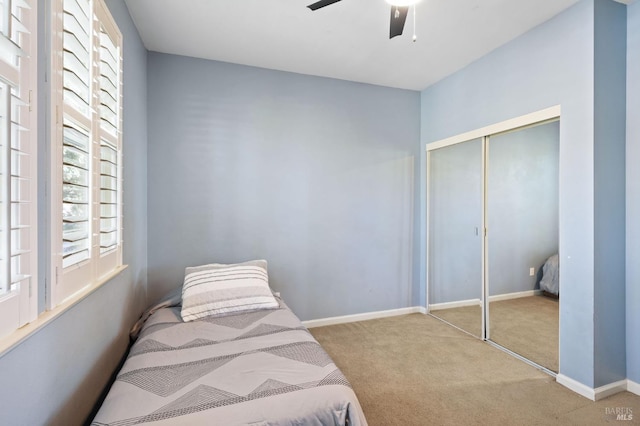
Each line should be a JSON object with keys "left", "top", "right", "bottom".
{"left": 426, "top": 105, "right": 561, "bottom": 341}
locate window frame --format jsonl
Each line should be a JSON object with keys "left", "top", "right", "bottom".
{"left": 0, "top": 0, "right": 38, "bottom": 340}
{"left": 49, "top": 0, "right": 123, "bottom": 308}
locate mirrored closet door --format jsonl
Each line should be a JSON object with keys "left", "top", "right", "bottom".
{"left": 486, "top": 120, "right": 559, "bottom": 373}
{"left": 427, "top": 109, "right": 560, "bottom": 373}
{"left": 427, "top": 138, "right": 483, "bottom": 338}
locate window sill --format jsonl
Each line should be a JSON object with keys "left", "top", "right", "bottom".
{"left": 0, "top": 264, "right": 128, "bottom": 359}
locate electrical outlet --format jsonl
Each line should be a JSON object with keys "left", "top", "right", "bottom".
{"left": 529, "top": 267, "right": 535, "bottom": 277}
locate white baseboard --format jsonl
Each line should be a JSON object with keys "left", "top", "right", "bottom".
{"left": 428, "top": 291, "right": 544, "bottom": 312}
{"left": 428, "top": 298, "right": 481, "bottom": 311}
{"left": 302, "top": 306, "right": 426, "bottom": 329}
{"left": 595, "top": 380, "right": 629, "bottom": 401}
{"left": 628, "top": 380, "right": 640, "bottom": 396}
{"left": 488, "top": 289, "right": 543, "bottom": 302}
{"left": 556, "top": 374, "right": 596, "bottom": 400}
{"left": 556, "top": 375, "right": 628, "bottom": 401}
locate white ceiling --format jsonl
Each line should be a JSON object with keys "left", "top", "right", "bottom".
{"left": 124, "top": 0, "right": 587, "bottom": 91}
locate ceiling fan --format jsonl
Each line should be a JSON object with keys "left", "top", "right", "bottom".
{"left": 307, "top": 0, "right": 420, "bottom": 39}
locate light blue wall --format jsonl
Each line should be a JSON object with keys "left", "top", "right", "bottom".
{"left": 487, "top": 121, "right": 559, "bottom": 297}
{"left": 421, "top": 0, "right": 596, "bottom": 386}
{"left": 421, "top": 0, "right": 629, "bottom": 389}
{"left": 147, "top": 53, "right": 421, "bottom": 321}
{"left": 592, "top": 0, "right": 627, "bottom": 388}
{"left": 0, "top": 1, "right": 148, "bottom": 424}
{"left": 627, "top": 0, "right": 640, "bottom": 386}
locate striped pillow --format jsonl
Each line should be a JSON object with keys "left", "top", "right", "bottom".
{"left": 181, "top": 260, "right": 279, "bottom": 322}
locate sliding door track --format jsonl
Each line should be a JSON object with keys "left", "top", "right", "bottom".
{"left": 485, "top": 340, "right": 557, "bottom": 378}
{"left": 427, "top": 313, "right": 483, "bottom": 340}
{"left": 428, "top": 313, "right": 557, "bottom": 378}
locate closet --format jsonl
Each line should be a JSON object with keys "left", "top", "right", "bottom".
{"left": 426, "top": 108, "right": 560, "bottom": 373}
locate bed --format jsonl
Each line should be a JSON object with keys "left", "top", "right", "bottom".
{"left": 92, "top": 261, "right": 367, "bottom": 426}
{"left": 539, "top": 253, "right": 559, "bottom": 297}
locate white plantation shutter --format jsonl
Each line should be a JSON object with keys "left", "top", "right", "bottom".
{"left": 62, "top": 0, "right": 91, "bottom": 117}
{"left": 98, "top": 27, "right": 118, "bottom": 137}
{"left": 0, "top": 0, "right": 37, "bottom": 339}
{"left": 60, "top": 0, "right": 91, "bottom": 271}
{"left": 98, "top": 22, "right": 120, "bottom": 255}
{"left": 51, "top": 0, "right": 122, "bottom": 306}
{"left": 99, "top": 139, "right": 118, "bottom": 252}
{"left": 62, "top": 120, "right": 91, "bottom": 267}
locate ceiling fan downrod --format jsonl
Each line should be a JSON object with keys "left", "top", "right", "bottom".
{"left": 413, "top": 4, "right": 417, "bottom": 42}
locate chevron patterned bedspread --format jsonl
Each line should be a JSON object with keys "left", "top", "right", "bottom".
{"left": 92, "top": 296, "right": 367, "bottom": 425}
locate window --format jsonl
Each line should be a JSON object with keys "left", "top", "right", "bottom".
{"left": 0, "top": 0, "right": 37, "bottom": 339}
{"left": 50, "top": 0, "right": 122, "bottom": 307}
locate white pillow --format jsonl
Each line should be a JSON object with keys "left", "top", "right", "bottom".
{"left": 181, "top": 259, "right": 279, "bottom": 322}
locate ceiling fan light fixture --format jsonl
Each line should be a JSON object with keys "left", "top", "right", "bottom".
{"left": 385, "top": 0, "right": 420, "bottom": 6}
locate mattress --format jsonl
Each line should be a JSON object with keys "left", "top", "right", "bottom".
{"left": 92, "top": 296, "right": 367, "bottom": 425}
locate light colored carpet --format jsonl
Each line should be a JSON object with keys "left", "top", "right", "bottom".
{"left": 310, "top": 314, "right": 640, "bottom": 426}
{"left": 490, "top": 295, "right": 559, "bottom": 372}
{"left": 430, "top": 304, "right": 482, "bottom": 338}
{"left": 429, "top": 295, "right": 559, "bottom": 372}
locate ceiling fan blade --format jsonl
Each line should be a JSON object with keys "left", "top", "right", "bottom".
{"left": 307, "top": 0, "right": 343, "bottom": 11}
{"left": 389, "top": 6, "right": 409, "bottom": 39}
